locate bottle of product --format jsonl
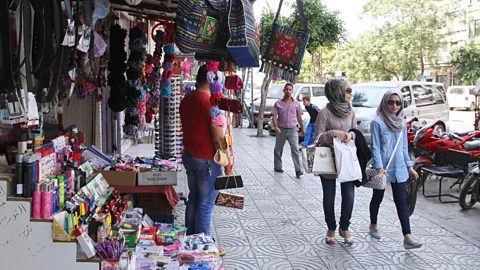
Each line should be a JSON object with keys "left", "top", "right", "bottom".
{"left": 17, "top": 133, "right": 28, "bottom": 156}
{"left": 26, "top": 134, "right": 34, "bottom": 153}
{"left": 15, "top": 154, "right": 24, "bottom": 197}
{"left": 41, "top": 182, "right": 52, "bottom": 219}
{"left": 58, "top": 174, "right": 65, "bottom": 209}
{"left": 52, "top": 179, "right": 58, "bottom": 214}
{"left": 32, "top": 183, "right": 42, "bottom": 219}
{"left": 23, "top": 155, "right": 34, "bottom": 198}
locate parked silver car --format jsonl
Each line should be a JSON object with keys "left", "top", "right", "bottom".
{"left": 352, "top": 81, "right": 449, "bottom": 144}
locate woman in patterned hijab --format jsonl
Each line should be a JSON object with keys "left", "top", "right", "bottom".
{"left": 325, "top": 78, "right": 353, "bottom": 118}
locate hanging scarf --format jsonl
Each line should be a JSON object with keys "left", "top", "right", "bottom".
{"left": 325, "top": 79, "right": 352, "bottom": 118}
{"left": 377, "top": 89, "right": 405, "bottom": 132}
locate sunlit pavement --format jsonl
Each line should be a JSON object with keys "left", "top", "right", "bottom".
{"left": 165, "top": 127, "right": 480, "bottom": 270}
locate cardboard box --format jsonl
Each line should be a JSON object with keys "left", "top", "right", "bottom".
{"left": 96, "top": 170, "right": 137, "bottom": 186}
{"left": 137, "top": 171, "right": 177, "bottom": 186}
{"left": 52, "top": 211, "right": 73, "bottom": 242}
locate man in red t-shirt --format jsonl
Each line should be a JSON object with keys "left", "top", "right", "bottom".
{"left": 180, "top": 65, "right": 225, "bottom": 237}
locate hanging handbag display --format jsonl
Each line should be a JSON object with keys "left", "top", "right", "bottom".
{"left": 175, "top": 0, "right": 229, "bottom": 60}
{"left": 226, "top": 0, "right": 260, "bottom": 68}
{"left": 364, "top": 131, "right": 403, "bottom": 190}
{"left": 224, "top": 75, "right": 244, "bottom": 91}
{"left": 215, "top": 175, "right": 244, "bottom": 209}
{"left": 259, "top": 0, "right": 310, "bottom": 83}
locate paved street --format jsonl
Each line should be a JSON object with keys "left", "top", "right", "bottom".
{"left": 128, "top": 110, "right": 480, "bottom": 269}
{"left": 171, "top": 126, "right": 480, "bottom": 270}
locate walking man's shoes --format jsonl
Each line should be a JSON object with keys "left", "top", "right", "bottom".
{"left": 296, "top": 171, "right": 303, "bottom": 178}
{"left": 274, "top": 169, "right": 284, "bottom": 173}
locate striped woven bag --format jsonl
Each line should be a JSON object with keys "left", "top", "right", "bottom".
{"left": 174, "top": 0, "right": 229, "bottom": 58}
{"left": 226, "top": 0, "right": 260, "bottom": 68}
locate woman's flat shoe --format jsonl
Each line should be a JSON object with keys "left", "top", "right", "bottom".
{"left": 369, "top": 229, "right": 382, "bottom": 239}
{"left": 404, "top": 239, "right": 423, "bottom": 250}
{"left": 339, "top": 228, "right": 354, "bottom": 245}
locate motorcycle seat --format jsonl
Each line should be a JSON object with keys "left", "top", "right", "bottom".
{"left": 463, "top": 140, "right": 480, "bottom": 151}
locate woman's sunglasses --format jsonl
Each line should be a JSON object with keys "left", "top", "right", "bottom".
{"left": 387, "top": 100, "right": 402, "bottom": 106}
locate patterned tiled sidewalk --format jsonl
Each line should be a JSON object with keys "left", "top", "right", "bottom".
{"left": 170, "top": 128, "right": 480, "bottom": 270}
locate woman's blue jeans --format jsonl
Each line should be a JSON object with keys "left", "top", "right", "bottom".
{"left": 320, "top": 176, "right": 355, "bottom": 231}
{"left": 183, "top": 150, "right": 222, "bottom": 235}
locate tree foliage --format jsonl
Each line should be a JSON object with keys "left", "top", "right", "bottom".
{"left": 290, "top": 0, "right": 345, "bottom": 54}
{"left": 452, "top": 44, "right": 480, "bottom": 85}
{"left": 259, "top": 0, "right": 345, "bottom": 56}
{"left": 330, "top": 0, "right": 449, "bottom": 82}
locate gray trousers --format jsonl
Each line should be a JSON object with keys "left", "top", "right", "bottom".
{"left": 274, "top": 127, "right": 302, "bottom": 172}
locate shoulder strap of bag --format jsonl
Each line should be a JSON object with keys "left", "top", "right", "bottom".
{"left": 385, "top": 130, "right": 403, "bottom": 170}
{"left": 271, "top": 0, "right": 307, "bottom": 32}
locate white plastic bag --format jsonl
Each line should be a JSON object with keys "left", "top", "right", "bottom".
{"left": 333, "top": 137, "right": 362, "bottom": 183}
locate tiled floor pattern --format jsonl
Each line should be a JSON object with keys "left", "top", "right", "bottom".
{"left": 165, "top": 128, "right": 480, "bottom": 270}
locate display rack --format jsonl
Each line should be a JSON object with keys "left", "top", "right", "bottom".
{"left": 155, "top": 76, "right": 184, "bottom": 163}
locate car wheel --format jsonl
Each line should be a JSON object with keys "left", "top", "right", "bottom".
{"left": 449, "top": 107, "right": 454, "bottom": 111}
{"left": 434, "top": 123, "right": 445, "bottom": 134}
{"left": 469, "top": 103, "right": 475, "bottom": 111}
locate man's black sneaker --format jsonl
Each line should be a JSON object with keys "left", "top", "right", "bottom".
{"left": 296, "top": 171, "right": 304, "bottom": 178}
{"left": 274, "top": 169, "right": 284, "bottom": 173}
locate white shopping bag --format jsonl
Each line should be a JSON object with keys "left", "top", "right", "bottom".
{"left": 333, "top": 138, "right": 362, "bottom": 183}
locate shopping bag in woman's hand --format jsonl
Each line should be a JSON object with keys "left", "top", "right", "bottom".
{"left": 333, "top": 138, "right": 362, "bottom": 183}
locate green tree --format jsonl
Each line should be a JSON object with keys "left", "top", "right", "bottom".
{"left": 290, "top": 0, "right": 345, "bottom": 54}
{"left": 255, "top": 1, "right": 345, "bottom": 136}
{"left": 452, "top": 44, "right": 480, "bottom": 85}
{"left": 360, "top": 0, "right": 450, "bottom": 80}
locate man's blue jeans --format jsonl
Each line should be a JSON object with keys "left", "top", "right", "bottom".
{"left": 302, "top": 123, "right": 316, "bottom": 147}
{"left": 183, "top": 150, "right": 222, "bottom": 235}
{"left": 320, "top": 176, "right": 355, "bottom": 231}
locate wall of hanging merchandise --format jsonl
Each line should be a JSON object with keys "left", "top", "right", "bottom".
{"left": 156, "top": 76, "right": 184, "bottom": 163}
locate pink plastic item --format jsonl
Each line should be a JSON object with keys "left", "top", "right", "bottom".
{"left": 33, "top": 190, "right": 42, "bottom": 218}
{"left": 42, "top": 191, "right": 52, "bottom": 219}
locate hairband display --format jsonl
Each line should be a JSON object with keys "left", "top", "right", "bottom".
{"left": 160, "top": 24, "right": 175, "bottom": 98}
{"left": 107, "top": 24, "right": 128, "bottom": 112}
{"left": 123, "top": 23, "right": 147, "bottom": 139}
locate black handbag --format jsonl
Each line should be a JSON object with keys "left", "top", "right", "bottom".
{"left": 215, "top": 174, "right": 243, "bottom": 190}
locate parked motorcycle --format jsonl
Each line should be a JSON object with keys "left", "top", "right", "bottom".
{"left": 413, "top": 120, "right": 480, "bottom": 167}
{"left": 407, "top": 120, "right": 480, "bottom": 216}
{"left": 459, "top": 166, "right": 480, "bottom": 210}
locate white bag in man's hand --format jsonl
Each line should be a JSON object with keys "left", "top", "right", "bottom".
{"left": 333, "top": 137, "right": 362, "bottom": 183}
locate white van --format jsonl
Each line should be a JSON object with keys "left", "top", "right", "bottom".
{"left": 446, "top": 86, "right": 475, "bottom": 111}
{"left": 252, "top": 83, "right": 326, "bottom": 127}
{"left": 352, "top": 81, "right": 449, "bottom": 144}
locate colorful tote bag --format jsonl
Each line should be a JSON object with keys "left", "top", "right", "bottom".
{"left": 227, "top": 0, "right": 260, "bottom": 68}
{"left": 175, "top": 0, "right": 229, "bottom": 56}
{"left": 259, "top": 0, "right": 309, "bottom": 83}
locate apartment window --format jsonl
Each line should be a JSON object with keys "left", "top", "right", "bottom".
{"left": 469, "top": 19, "right": 480, "bottom": 38}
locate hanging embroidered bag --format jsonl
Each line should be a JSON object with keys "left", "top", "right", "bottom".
{"left": 226, "top": 0, "right": 260, "bottom": 68}
{"left": 175, "top": 0, "right": 229, "bottom": 57}
{"left": 260, "top": 0, "right": 309, "bottom": 83}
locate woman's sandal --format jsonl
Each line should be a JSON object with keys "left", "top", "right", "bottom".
{"left": 219, "top": 248, "right": 226, "bottom": 256}
{"left": 325, "top": 231, "right": 335, "bottom": 245}
{"left": 339, "top": 228, "right": 354, "bottom": 245}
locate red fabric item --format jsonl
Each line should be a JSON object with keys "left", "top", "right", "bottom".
{"left": 180, "top": 91, "right": 215, "bottom": 160}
